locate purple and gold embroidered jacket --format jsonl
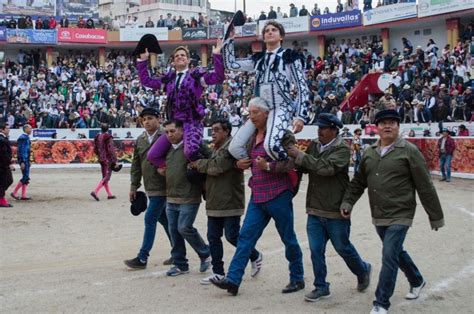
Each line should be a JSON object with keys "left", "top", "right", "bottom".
{"left": 136, "top": 54, "right": 225, "bottom": 122}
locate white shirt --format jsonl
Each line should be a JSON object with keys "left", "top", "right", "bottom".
{"left": 319, "top": 138, "right": 337, "bottom": 153}
{"left": 146, "top": 129, "right": 159, "bottom": 144}
{"left": 380, "top": 142, "right": 395, "bottom": 157}
{"left": 172, "top": 140, "right": 183, "bottom": 150}
{"left": 175, "top": 69, "right": 188, "bottom": 88}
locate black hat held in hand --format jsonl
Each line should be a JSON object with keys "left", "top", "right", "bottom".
{"left": 130, "top": 191, "right": 148, "bottom": 216}
{"left": 133, "top": 34, "right": 163, "bottom": 56}
{"left": 224, "top": 10, "right": 246, "bottom": 41}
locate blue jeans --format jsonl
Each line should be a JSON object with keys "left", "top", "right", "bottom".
{"left": 207, "top": 216, "right": 260, "bottom": 276}
{"left": 374, "top": 225, "right": 424, "bottom": 310}
{"left": 138, "top": 196, "right": 171, "bottom": 261}
{"left": 20, "top": 161, "right": 30, "bottom": 184}
{"left": 307, "top": 215, "right": 369, "bottom": 291}
{"left": 166, "top": 203, "right": 210, "bottom": 271}
{"left": 227, "top": 190, "right": 304, "bottom": 286}
{"left": 439, "top": 154, "right": 452, "bottom": 180}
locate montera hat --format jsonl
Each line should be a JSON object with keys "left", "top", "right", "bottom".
{"left": 224, "top": 10, "right": 246, "bottom": 41}
{"left": 130, "top": 191, "right": 148, "bottom": 216}
{"left": 133, "top": 34, "right": 163, "bottom": 56}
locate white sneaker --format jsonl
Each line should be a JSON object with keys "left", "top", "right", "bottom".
{"left": 405, "top": 280, "right": 426, "bottom": 300}
{"left": 200, "top": 273, "right": 224, "bottom": 285}
{"left": 250, "top": 252, "right": 263, "bottom": 277}
{"left": 370, "top": 305, "right": 388, "bottom": 314}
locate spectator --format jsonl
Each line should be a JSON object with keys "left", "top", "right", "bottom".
{"left": 258, "top": 11, "right": 267, "bottom": 21}
{"left": 363, "top": 0, "right": 372, "bottom": 11}
{"left": 77, "top": 16, "right": 86, "bottom": 28}
{"left": 276, "top": 7, "right": 283, "bottom": 19}
{"left": 145, "top": 17, "right": 154, "bottom": 28}
{"left": 323, "top": 7, "right": 330, "bottom": 14}
{"left": 25, "top": 16, "right": 34, "bottom": 29}
{"left": 457, "top": 124, "right": 469, "bottom": 136}
{"left": 35, "top": 17, "right": 43, "bottom": 29}
{"left": 289, "top": 3, "right": 298, "bottom": 17}
{"left": 311, "top": 3, "right": 321, "bottom": 15}
{"left": 157, "top": 15, "right": 165, "bottom": 27}
{"left": 48, "top": 16, "right": 57, "bottom": 29}
{"left": 60, "top": 16, "right": 69, "bottom": 28}
{"left": 336, "top": 0, "right": 344, "bottom": 13}
{"left": 268, "top": 6, "right": 277, "bottom": 19}
{"left": 299, "top": 5, "right": 309, "bottom": 16}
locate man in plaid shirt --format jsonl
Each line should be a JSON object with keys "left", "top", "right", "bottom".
{"left": 210, "top": 97, "right": 304, "bottom": 296}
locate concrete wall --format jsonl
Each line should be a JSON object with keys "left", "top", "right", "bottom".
{"left": 390, "top": 23, "right": 447, "bottom": 52}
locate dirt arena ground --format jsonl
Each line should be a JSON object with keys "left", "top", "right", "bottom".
{"left": 1, "top": 168, "right": 473, "bottom": 313}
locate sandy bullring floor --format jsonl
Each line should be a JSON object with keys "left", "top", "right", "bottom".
{"left": 1, "top": 168, "right": 473, "bottom": 313}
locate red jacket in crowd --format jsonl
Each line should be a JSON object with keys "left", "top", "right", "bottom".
{"left": 437, "top": 135, "right": 456, "bottom": 156}
{"left": 49, "top": 18, "right": 57, "bottom": 29}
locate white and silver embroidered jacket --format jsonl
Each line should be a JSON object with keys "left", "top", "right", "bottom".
{"left": 222, "top": 39, "right": 310, "bottom": 123}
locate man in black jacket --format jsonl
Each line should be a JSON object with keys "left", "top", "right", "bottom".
{"left": 0, "top": 122, "right": 14, "bottom": 207}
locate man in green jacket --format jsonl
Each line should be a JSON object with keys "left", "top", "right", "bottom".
{"left": 288, "top": 113, "right": 371, "bottom": 303}
{"left": 340, "top": 109, "right": 444, "bottom": 314}
{"left": 124, "top": 107, "right": 172, "bottom": 269}
{"left": 163, "top": 120, "right": 211, "bottom": 276}
{"left": 190, "top": 119, "right": 262, "bottom": 285}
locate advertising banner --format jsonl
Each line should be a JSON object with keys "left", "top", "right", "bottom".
{"left": 208, "top": 25, "right": 224, "bottom": 39}
{"left": 182, "top": 27, "right": 208, "bottom": 40}
{"left": 418, "top": 0, "right": 474, "bottom": 17}
{"left": 310, "top": 10, "right": 362, "bottom": 31}
{"left": 56, "top": 0, "right": 99, "bottom": 20}
{"left": 58, "top": 28, "right": 107, "bottom": 44}
{"left": 0, "top": 26, "right": 6, "bottom": 41}
{"left": 236, "top": 22, "right": 258, "bottom": 37}
{"left": 363, "top": 2, "right": 417, "bottom": 25}
{"left": 33, "top": 129, "right": 57, "bottom": 138}
{"left": 119, "top": 27, "right": 168, "bottom": 41}
{"left": 0, "top": 0, "right": 55, "bottom": 16}
{"left": 6, "top": 29, "right": 57, "bottom": 44}
{"left": 259, "top": 16, "right": 309, "bottom": 34}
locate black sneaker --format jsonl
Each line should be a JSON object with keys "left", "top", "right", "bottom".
{"left": 357, "top": 263, "right": 372, "bottom": 292}
{"left": 304, "top": 288, "right": 331, "bottom": 302}
{"left": 124, "top": 257, "right": 147, "bottom": 269}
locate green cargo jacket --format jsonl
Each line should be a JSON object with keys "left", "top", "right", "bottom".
{"left": 294, "top": 136, "right": 350, "bottom": 219}
{"left": 166, "top": 142, "right": 210, "bottom": 204}
{"left": 194, "top": 137, "right": 245, "bottom": 217}
{"left": 341, "top": 137, "right": 444, "bottom": 229}
{"left": 130, "top": 130, "right": 166, "bottom": 196}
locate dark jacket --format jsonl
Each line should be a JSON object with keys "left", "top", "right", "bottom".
{"left": 342, "top": 137, "right": 444, "bottom": 229}
{"left": 130, "top": 130, "right": 166, "bottom": 197}
{"left": 166, "top": 142, "right": 210, "bottom": 204}
{"left": 437, "top": 136, "right": 455, "bottom": 156}
{"left": 16, "top": 133, "right": 31, "bottom": 164}
{"left": 0, "top": 133, "right": 12, "bottom": 169}
{"left": 295, "top": 136, "right": 350, "bottom": 219}
{"left": 195, "top": 138, "right": 245, "bottom": 217}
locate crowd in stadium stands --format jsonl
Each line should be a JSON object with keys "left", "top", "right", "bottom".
{"left": 0, "top": 21, "right": 472, "bottom": 134}
{"left": 1, "top": 1, "right": 424, "bottom": 32}
{"left": 1, "top": 15, "right": 99, "bottom": 29}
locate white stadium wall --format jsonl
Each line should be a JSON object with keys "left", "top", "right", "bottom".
{"left": 389, "top": 23, "right": 447, "bottom": 53}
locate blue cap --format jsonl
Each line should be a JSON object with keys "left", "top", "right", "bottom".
{"left": 316, "top": 113, "right": 343, "bottom": 129}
